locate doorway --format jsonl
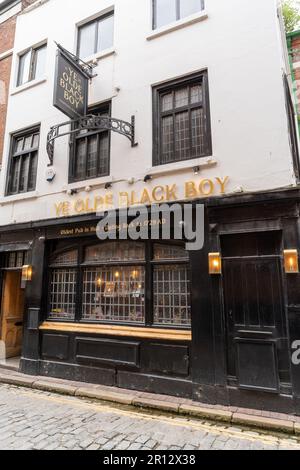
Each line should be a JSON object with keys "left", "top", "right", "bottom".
{"left": 221, "top": 231, "right": 290, "bottom": 393}
{"left": 0, "top": 271, "right": 25, "bottom": 359}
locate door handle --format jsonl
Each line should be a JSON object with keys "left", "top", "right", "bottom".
{"left": 14, "top": 322, "right": 23, "bottom": 327}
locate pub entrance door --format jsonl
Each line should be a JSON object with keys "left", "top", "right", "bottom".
{"left": 221, "top": 232, "right": 290, "bottom": 394}
{"left": 0, "top": 271, "right": 25, "bottom": 359}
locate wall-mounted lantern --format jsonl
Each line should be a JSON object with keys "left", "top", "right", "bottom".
{"left": 22, "top": 265, "right": 33, "bottom": 283}
{"left": 284, "top": 250, "right": 299, "bottom": 274}
{"left": 209, "top": 253, "right": 222, "bottom": 275}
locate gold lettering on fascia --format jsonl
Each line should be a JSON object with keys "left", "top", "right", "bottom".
{"left": 55, "top": 178, "right": 230, "bottom": 217}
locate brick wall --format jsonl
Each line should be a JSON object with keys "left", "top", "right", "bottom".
{"left": 0, "top": 5, "right": 18, "bottom": 164}
{"left": 291, "top": 35, "right": 300, "bottom": 113}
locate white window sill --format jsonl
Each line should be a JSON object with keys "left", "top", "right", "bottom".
{"left": 83, "top": 48, "right": 116, "bottom": 66}
{"left": 146, "top": 156, "right": 217, "bottom": 177}
{"left": 147, "top": 10, "right": 208, "bottom": 41}
{"left": 0, "top": 191, "right": 39, "bottom": 205}
{"left": 10, "top": 77, "right": 47, "bottom": 96}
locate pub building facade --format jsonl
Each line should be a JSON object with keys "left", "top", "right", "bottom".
{"left": 1, "top": 0, "right": 300, "bottom": 414}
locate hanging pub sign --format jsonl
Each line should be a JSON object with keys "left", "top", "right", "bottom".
{"left": 53, "top": 48, "right": 89, "bottom": 119}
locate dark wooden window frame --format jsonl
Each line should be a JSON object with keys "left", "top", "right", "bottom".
{"left": 152, "top": 0, "right": 205, "bottom": 29}
{"left": 17, "top": 43, "right": 47, "bottom": 87}
{"left": 68, "top": 102, "right": 111, "bottom": 183}
{"left": 77, "top": 11, "right": 114, "bottom": 57}
{"left": 6, "top": 126, "right": 40, "bottom": 196}
{"left": 152, "top": 70, "right": 212, "bottom": 166}
{"left": 45, "top": 240, "right": 191, "bottom": 330}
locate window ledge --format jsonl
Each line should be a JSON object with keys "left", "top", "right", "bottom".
{"left": 63, "top": 176, "right": 113, "bottom": 192}
{"left": 147, "top": 156, "right": 217, "bottom": 177}
{"left": 147, "top": 10, "right": 208, "bottom": 41}
{"left": 40, "top": 322, "right": 192, "bottom": 341}
{"left": 83, "top": 47, "right": 116, "bottom": 66}
{"left": 10, "top": 77, "right": 47, "bottom": 96}
{"left": 0, "top": 191, "right": 39, "bottom": 205}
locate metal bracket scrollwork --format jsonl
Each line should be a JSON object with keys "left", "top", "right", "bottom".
{"left": 46, "top": 114, "right": 138, "bottom": 166}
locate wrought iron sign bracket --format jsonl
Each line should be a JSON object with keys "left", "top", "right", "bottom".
{"left": 55, "top": 42, "right": 97, "bottom": 80}
{"left": 46, "top": 114, "right": 138, "bottom": 166}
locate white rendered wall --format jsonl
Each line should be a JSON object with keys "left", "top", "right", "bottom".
{"left": 0, "top": 0, "right": 297, "bottom": 225}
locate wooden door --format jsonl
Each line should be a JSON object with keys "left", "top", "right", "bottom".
{"left": 221, "top": 232, "right": 290, "bottom": 393}
{"left": 0, "top": 271, "right": 25, "bottom": 358}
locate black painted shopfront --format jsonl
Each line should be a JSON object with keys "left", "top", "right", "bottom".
{"left": 1, "top": 189, "right": 300, "bottom": 414}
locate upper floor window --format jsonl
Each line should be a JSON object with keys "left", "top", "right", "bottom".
{"left": 153, "top": 0, "right": 204, "bottom": 29}
{"left": 77, "top": 12, "right": 114, "bottom": 59}
{"left": 17, "top": 44, "right": 47, "bottom": 87}
{"left": 153, "top": 71, "right": 212, "bottom": 166}
{"left": 69, "top": 103, "right": 111, "bottom": 183}
{"left": 6, "top": 127, "right": 40, "bottom": 195}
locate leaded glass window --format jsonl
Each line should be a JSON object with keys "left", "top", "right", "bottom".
{"left": 82, "top": 266, "right": 145, "bottom": 323}
{"left": 6, "top": 128, "right": 40, "bottom": 195}
{"left": 47, "top": 242, "right": 191, "bottom": 328}
{"left": 84, "top": 242, "right": 145, "bottom": 263}
{"left": 153, "top": 244, "right": 191, "bottom": 326}
{"left": 70, "top": 104, "right": 110, "bottom": 183}
{"left": 48, "top": 250, "right": 78, "bottom": 321}
{"left": 153, "top": 72, "right": 211, "bottom": 166}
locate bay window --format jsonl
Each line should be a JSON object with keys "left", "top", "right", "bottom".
{"left": 47, "top": 241, "right": 191, "bottom": 328}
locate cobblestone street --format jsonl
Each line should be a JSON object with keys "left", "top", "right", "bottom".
{"left": 0, "top": 384, "right": 299, "bottom": 450}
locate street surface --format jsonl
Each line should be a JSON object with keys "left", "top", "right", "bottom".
{"left": 0, "top": 384, "right": 299, "bottom": 450}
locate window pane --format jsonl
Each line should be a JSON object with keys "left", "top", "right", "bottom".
{"left": 50, "top": 250, "right": 78, "bottom": 267}
{"left": 15, "top": 138, "right": 24, "bottom": 154}
{"left": 85, "top": 242, "right": 145, "bottom": 263}
{"left": 155, "top": 0, "right": 177, "bottom": 28}
{"left": 175, "top": 87, "right": 189, "bottom": 108}
{"left": 10, "top": 157, "right": 20, "bottom": 193}
{"left": 49, "top": 269, "right": 77, "bottom": 320}
{"left": 161, "top": 115, "right": 174, "bottom": 163}
{"left": 154, "top": 244, "right": 189, "bottom": 260}
{"left": 74, "top": 138, "right": 86, "bottom": 180}
{"left": 23, "top": 135, "right": 33, "bottom": 151}
{"left": 180, "top": 0, "right": 202, "bottom": 18}
{"left": 78, "top": 22, "right": 96, "bottom": 58}
{"left": 97, "top": 14, "right": 114, "bottom": 52}
{"left": 161, "top": 93, "right": 173, "bottom": 112}
{"left": 82, "top": 266, "right": 145, "bottom": 323}
{"left": 33, "top": 45, "right": 47, "bottom": 81}
{"left": 32, "top": 133, "right": 40, "bottom": 149}
{"left": 99, "top": 132, "right": 109, "bottom": 175}
{"left": 86, "top": 134, "right": 98, "bottom": 178}
{"left": 19, "top": 155, "right": 30, "bottom": 192}
{"left": 175, "top": 111, "right": 189, "bottom": 160}
{"left": 190, "top": 84, "right": 203, "bottom": 104}
{"left": 27, "top": 151, "right": 38, "bottom": 191}
{"left": 18, "top": 50, "right": 31, "bottom": 86}
{"left": 16, "top": 252, "right": 24, "bottom": 268}
{"left": 154, "top": 265, "right": 191, "bottom": 326}
{"left": 191, "top": 107, "right": 205, "bottom": 156}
